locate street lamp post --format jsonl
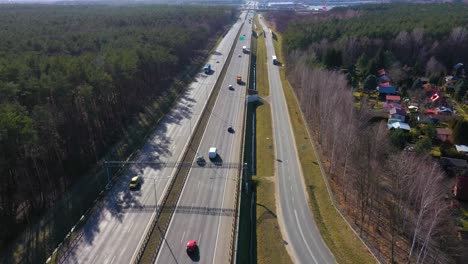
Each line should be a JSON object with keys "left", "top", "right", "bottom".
{"left": 104, "top": 160, "right": 110, "bottom": 189}
{"left": 153, "top": 178, "right": 157, "bottom": 211}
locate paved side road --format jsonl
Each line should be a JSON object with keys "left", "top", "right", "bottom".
{"left": 258, "top": 15, "right": 336, "bottom": 264}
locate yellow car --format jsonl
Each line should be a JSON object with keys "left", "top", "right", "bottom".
{"left": 129, "top": 176, "right": 141, "bottom": 190}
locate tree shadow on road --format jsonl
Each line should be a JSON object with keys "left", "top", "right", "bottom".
{"left": 256, "top": 203, "right": 277, "bottom": 222}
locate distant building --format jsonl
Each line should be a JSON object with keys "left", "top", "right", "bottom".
{"left": 267, "top": 2, "right": 296, "bottom": 8}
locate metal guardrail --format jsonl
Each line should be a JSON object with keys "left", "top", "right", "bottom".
{"left": 50, "top": 156, "right": 133, "bottom": 264}
{"left": 105, "top": 160, "right": 243, "bottom": 169}
{"left": 229, "top": 11, "right": 254, "bottom": 264}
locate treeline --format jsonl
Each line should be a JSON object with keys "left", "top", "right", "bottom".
{"left": 288, "top": 56, "right": 457, "bottom": 263}
{"left": 0, "top": 4, "right": 235, "bottom": 251}
{"left": 276, "top": 3, "right": 468, "bottom": 97}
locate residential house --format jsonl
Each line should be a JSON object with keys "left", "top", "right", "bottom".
{"left": 456, "top": 145, "right": 468, "bottom": 155}
{"left": 378, "top": 75, "right": 390, "bottom": 86}
{"left": 387, "top": 121, "right": 411, "bottom": 131}
{"left": 436, "top": 128, "right": 453, "bottom": 143}
{"left": 386, "top": 95, "right": 401, "bottom": 104}
{"left": 378, "top": 85, "right": 397, "bottom": 101}
{"left": 389, "top": 107, "right": 407, "bottom": 122}
{"left": 378, "top": 85, "right": 396, "bottom": 94}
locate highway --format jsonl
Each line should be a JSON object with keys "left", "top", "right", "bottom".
{"left": 58, "top": 13, "right": 245, "bottom": 264}
{"left": 155, "top": 11, "right": 253, "bottom": 264}
{"left": 258, "top": 15, "right": 336, "bottom": 264}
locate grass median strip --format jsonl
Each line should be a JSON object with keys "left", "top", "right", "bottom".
{"left": 269, "top": 24, "right": 377, "bottom": 264}
{"left": 254, "top": 16, "right": 269, "bottom": 97}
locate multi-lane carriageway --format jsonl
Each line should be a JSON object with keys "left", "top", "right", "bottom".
{"left": 155, "top": 11, "right": 254, "bottom": 264}
{"left": 60, "top": 11, "right": 251, "bottom": 264}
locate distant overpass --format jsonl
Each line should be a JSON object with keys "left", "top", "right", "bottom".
{"left": 239, "top": 7, "right": 327, "bottom": 13}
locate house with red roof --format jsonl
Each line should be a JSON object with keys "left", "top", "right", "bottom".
{"left": 386, "top": 95, "right": 401, "bottom": 103}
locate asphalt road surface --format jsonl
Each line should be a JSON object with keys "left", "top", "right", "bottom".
{"left": 155, "top": 11, "right": 253, "bottom": 264}
{"left": 258, "top": 15, "right": 336, "bottom": 264}
{"left": 59, "top": 14, "right": 245, "bottom": 264}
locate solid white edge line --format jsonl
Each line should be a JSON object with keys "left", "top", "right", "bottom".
{"left": 295, "top": 209, "right": 318, "bottom": 264}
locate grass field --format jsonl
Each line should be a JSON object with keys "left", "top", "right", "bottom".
{"left": 268, "top": 21, "right": 377, "bottom": 264}
{"left": 254, "top": 17, "right": 269, "bottom": 97}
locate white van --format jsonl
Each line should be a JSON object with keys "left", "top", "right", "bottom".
{"left": 209, "top": 147, "right": 217, "bottom": 159}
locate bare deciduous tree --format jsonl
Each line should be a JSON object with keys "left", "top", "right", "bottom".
{"left": 426, "top": 56, "right": 447, "bottom": 77}
{"left": 287, "top": 54, "right": 455, "bottom": 263}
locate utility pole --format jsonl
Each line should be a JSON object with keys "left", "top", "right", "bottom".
{"left": 243, "top": 162, "right": 249, "bottom": 193}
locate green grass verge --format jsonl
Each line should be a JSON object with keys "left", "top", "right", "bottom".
{"left": 254, "top": 176, "right": 293, "bottom": 264}
{"left": 254, "top": 16, "right": 269, "bottom": 97}
{"left": 256, "top": 101, "right": 275, "bottom": 177}
{"left": 269, "top": 24, "right": 377, "bottom": 264}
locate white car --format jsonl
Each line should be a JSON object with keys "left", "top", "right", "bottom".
{"left": 209, "top": 147, "right": 217, "bottom": 159}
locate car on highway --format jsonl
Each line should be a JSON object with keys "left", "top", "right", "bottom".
{"left": 228, "top": 84, "right": 234, "bottom": 90}
{"left": 186, "top": 240, "right": 197, "bottom": 254}
{"left": 129, "top": 175, "right": 141, "bottom": 190}
{"left": 227, "top": 127, "right": 235, "bottom": 133}
{"left": 196, "top": 155, "right": 205, "bottom": 166}
{"left": 209, "top": 147, "right": 217, "bottom": 159}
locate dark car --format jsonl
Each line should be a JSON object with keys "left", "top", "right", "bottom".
{"left": 227, "top": 127, "right": 235, "bottom": 133}
{"left": 228, "top": 84, "right": 234, "bottom": 90}
{"left": 196, "top": 155, "right": 205, "bottom": 166}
